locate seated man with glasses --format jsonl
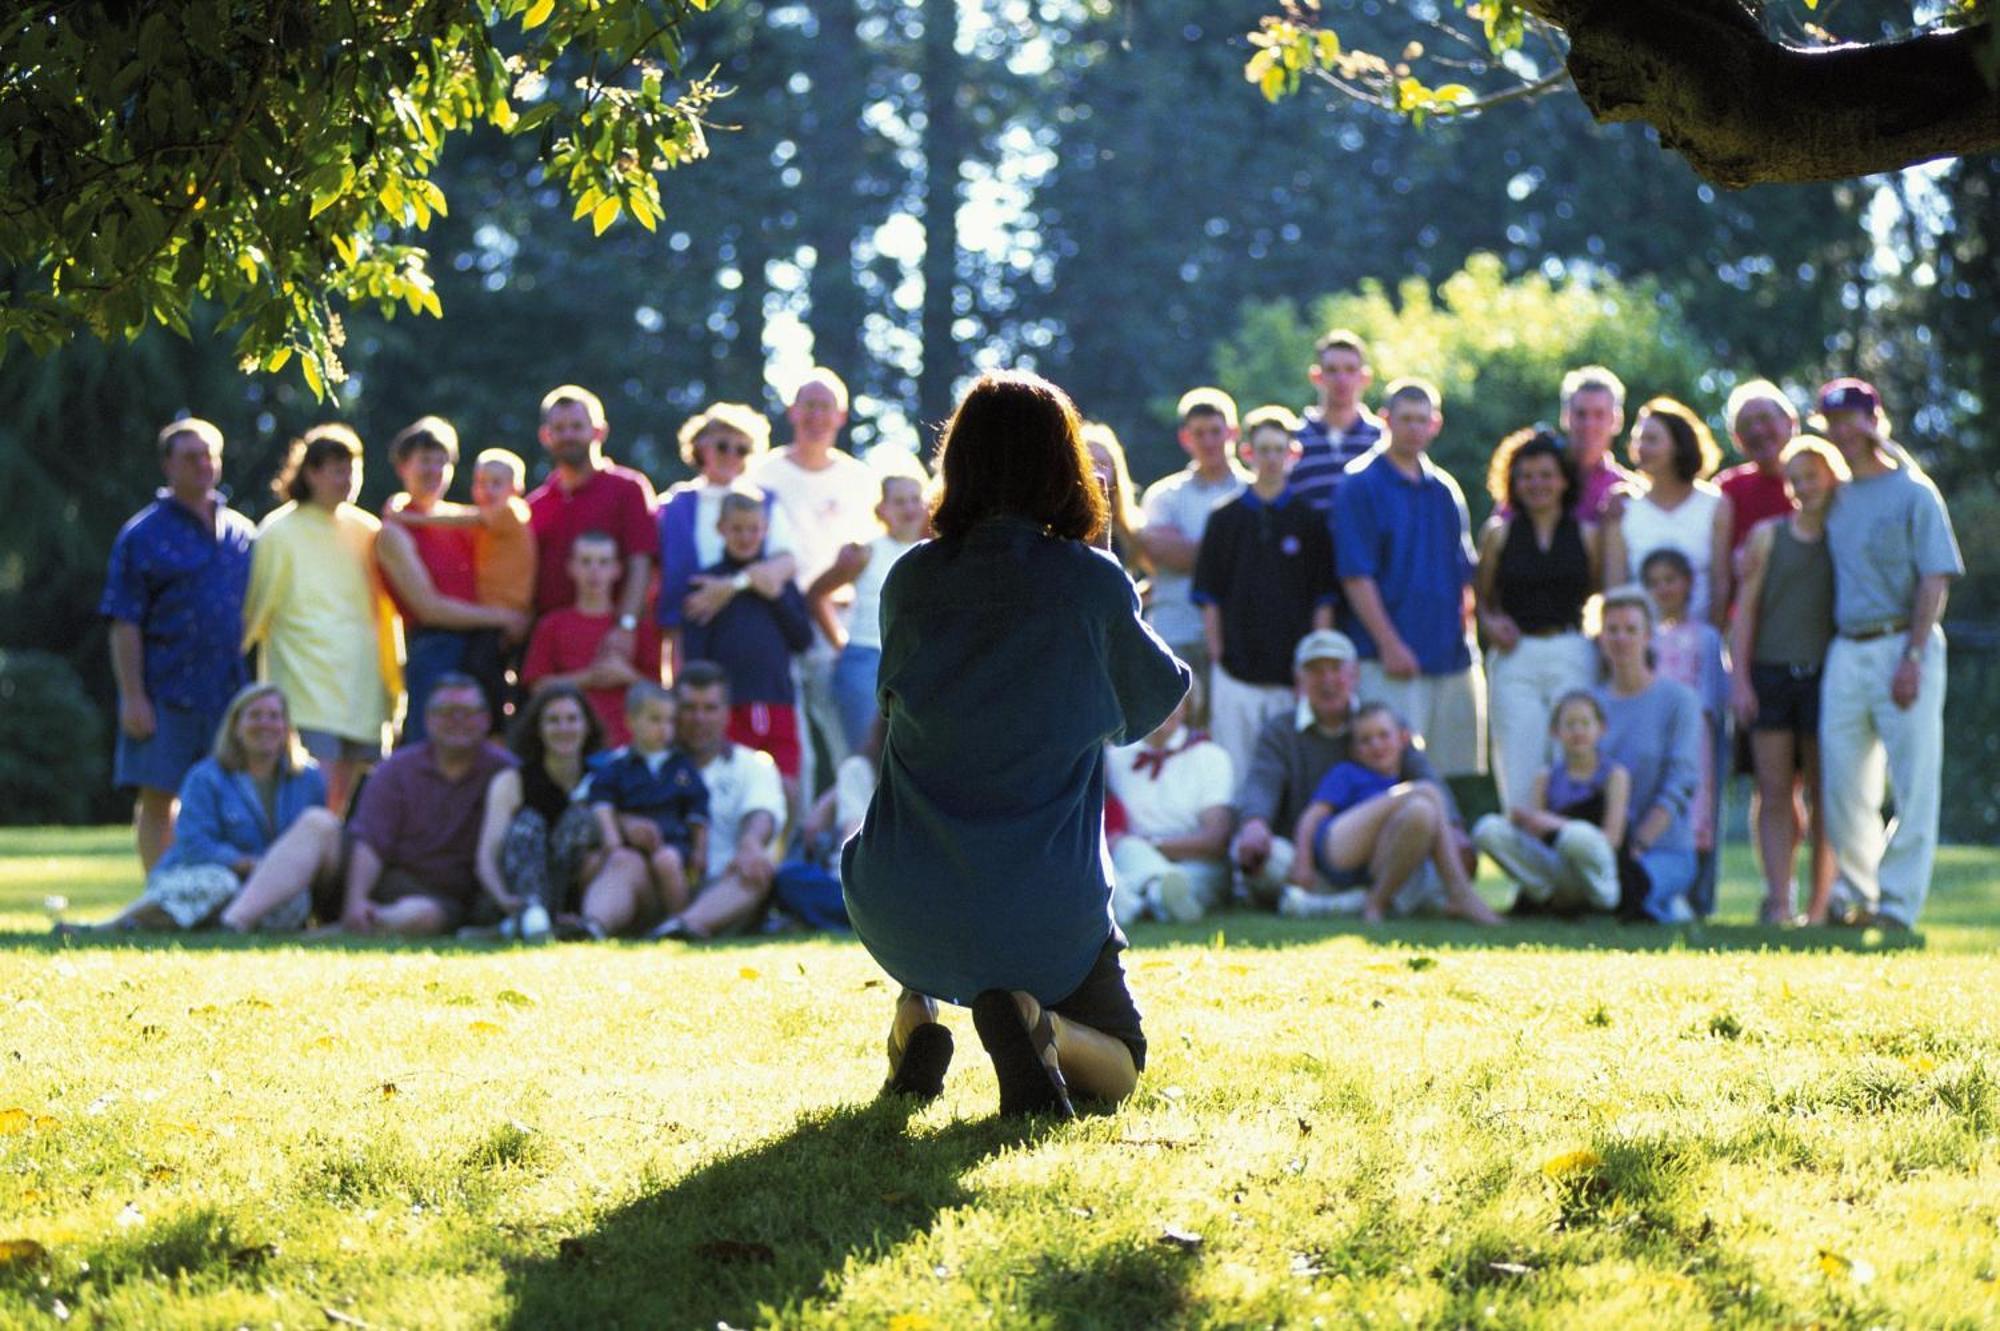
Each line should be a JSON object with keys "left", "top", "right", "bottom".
{"left": 336, "top": 674, "right": 518, "bottom": 934}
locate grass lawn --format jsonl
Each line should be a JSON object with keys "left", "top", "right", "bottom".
{"left": 3, "top": 828, "right": 1998, "bottom": 1329}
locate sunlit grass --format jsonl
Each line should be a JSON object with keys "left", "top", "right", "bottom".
{"left": 3, "top": 828, "right": 1997, "bottom": 1328}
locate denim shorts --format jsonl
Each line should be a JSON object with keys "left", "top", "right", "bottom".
{"left": 114, "top": 702, "right": 221, "bottom": 794}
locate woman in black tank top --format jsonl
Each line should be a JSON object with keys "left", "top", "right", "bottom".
{"left": 1474, "top": 429, "right": 1603, "bottom": 812}
{"left": 472, "top": 682, "right": 609, "bottom": 933}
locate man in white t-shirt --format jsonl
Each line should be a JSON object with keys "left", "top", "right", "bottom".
{"left": 651, "top": 662, "right": 789, "bottom": 939}
{"left": 1137, "top": 387, "right": 1250, "bottom": 682}
{"left": 748, "top": 368, "right": 881, "bottom": 788}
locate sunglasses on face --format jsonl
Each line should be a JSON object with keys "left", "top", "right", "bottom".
{"left": 709, "top": 440, "right": 753, "bottom": 457}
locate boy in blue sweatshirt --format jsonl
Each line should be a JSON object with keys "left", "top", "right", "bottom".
{"left": 682, "top": 491, "right": 815, "bottom": 809}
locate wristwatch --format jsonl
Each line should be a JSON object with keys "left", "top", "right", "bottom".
{"left": 1902, "top": 642, "right": 1924, "bottom": 663}
{"left": 617, "top": 612, "right": 637, "bottom": 632}
{"left": 730, "top": 570, "right": 752, "bottom": 593}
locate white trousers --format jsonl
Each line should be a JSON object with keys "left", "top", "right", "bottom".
{"left": 1356, "top": 659, "right": 1487, "bottom": 778}
{"left": 1484, "top": 632, "right": 1598, "bottom": 812}
{"left": 1207, "top": 666, "right": 1292, "bottom": 793}
{"left": 1471, "top": 814, "right": 1618, "bottom": 911}
{"left": 1109, "top": 837, "right": 1229, "bottom": 926}
{"left": 1819, "top": 628, "right": 1947, "bottom": 926}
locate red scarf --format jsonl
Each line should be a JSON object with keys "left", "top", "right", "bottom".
{"left": 1130, "top": 729, "right": 1208, "bottom": 780}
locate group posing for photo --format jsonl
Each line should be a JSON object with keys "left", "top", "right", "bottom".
{"left": 85, "top": 344, "right": 1961, "bottom": 962}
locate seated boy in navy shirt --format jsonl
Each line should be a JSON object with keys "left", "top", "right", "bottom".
{"left": 682, "top": 491, "right": 815, "bottom": 807}
{"left": 583, "top": 682, "right": 710, "bottom": 921}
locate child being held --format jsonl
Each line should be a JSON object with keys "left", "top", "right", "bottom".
{"left": 580, "top": 682, "right": 709, "bottom": 927}
{"left": 1640, "top": 548, "right": 1729, "bottom": 917}
{"left": 1472, "top": 690, "right": 1631, "bottom": 914}
{"left": 682, "top": 491, "right": 815, "bottom": 805}
{"left": 1287, "top": 702, "right": 1501, "bottom": 925}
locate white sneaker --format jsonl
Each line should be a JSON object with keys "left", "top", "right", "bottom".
{"left": 1155, "top": 868, "right": 1204, "bottom": 924}
{"left": 1279, "top": 885, "right": 1368, "bottom": 918}
{"left": 518, "top": 901, "right": 552, "bottom": 943}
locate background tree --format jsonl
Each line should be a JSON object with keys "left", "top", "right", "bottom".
{"left": 1247, "top": 0, "right": 2000, "bottom": 185}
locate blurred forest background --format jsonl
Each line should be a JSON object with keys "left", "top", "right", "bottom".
{"left": 4, "top": 0, "right": 1996, "bottom": 831}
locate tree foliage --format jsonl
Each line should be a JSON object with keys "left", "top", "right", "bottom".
{"left": 1248, "top": 0, "right": 2000, "bottom": 186}
{"left": 0, "top": 0, "right": 718, "bottom": 395}
{"left": 1210, "top": 252, "right": 1712, "bottom": 517}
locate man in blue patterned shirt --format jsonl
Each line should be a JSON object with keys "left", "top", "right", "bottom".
{"left": 100, "top": 419, "right": 258, "bottom": 871}
{"left": 1290, "top": 328, "right": 1384, "bottom": 516}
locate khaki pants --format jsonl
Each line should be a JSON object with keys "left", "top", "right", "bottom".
{"left": 1356, "top": 659, "right": 1487, "bottom": 778}
{"left": 1471, "top": 814, "right": 1617, "bottom": 912}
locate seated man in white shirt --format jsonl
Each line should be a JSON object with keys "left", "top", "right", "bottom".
{"left": 1105, "top": 679, "right": 1234, "bottom": 925}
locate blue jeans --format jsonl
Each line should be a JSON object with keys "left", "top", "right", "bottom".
{"left": 399, "top": 628, "right": 471, "bottom": 746}
{"left": 831, "top": 644, "right": 883, "bottom": 754}
{"left": 1636, "top": 846, "right": 1699, "bottom": 924}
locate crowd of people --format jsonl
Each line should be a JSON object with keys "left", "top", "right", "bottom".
{"left": 80, "top": 334, "right": 1964, "bottom": 946}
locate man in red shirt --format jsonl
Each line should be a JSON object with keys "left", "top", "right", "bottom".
{"left": 525, "top": 386, "right": 659, "bottom": 667}
{"left": 377, "top": 416, "right": 528, "bottom": 741}
{"left": 1716, "top": 379, "right": 1798, "bottom": 558}
{"left": 521, "top": 531, "right": 663, "bottom": 746}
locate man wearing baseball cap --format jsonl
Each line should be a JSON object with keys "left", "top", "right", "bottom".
{"left": 1816, "top": 378, "right": 1963, "bottom": 929}
{"left": 1231, "top": 629, "right": 1475, "bottom": 917}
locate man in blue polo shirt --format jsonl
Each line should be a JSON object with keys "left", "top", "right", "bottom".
{"left": 1291, "top": 328, "right": 1384, "bottom": 515}
{"left": 100, "top": 418, "right": 258, "bottom": 871}
{"left": 1331, "top": 379, "right": 1485, "bottom": 779}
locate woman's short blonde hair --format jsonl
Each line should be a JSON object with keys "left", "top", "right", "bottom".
{"left": 210, "top": 683, "right": 308, "bottom": 776}
{"left": 677, "top": 402, "right": 772, "bottom": 469}
{"left": 1780, "top": 433, "right": 1850, "bottom": 482}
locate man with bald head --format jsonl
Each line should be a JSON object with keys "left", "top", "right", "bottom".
{"left": 1717, "top": 380, "right": 1799, "bottom": 560}
{"left": 749, "top": 368, "right": 882, "bottom": 785}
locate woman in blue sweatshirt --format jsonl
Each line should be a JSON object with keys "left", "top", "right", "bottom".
{"left": 842, "top": 371, "right": 1190, "bottom": 1119}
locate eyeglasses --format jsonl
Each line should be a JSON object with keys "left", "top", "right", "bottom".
{"left": 709, "top": 441, "right": 754, "bottom": 457}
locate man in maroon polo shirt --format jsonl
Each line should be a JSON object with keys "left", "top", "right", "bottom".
{"left": 1716, "top": 379, "right": 1799, "bottom": 559}
{"left": 338, "top": 675, "right": 516, "bottom": 935}
{"left": 525, "top": 386, "right": 659, "bottom": 667}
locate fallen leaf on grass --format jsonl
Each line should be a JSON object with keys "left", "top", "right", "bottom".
{"left": 696, "top": 1238, "right": 776, "bottom": 1264}
{"left": 495, "top": 989, "right": 536, "bottom": 1007}
{"left": 1157, "top": 1227, "right": 1204, "bottom": 1253}
{"left": 0, "top": 1108, "right": 32, "bottom": 1134}
{"left": 1406, "top": 956, "right": 1437, "bottom": 972}
{"left": 467, "top": 1021, "right": 504, "bottom": 1036}
{"left": 1224, "top": 963, "right": 1250, "bottom": 976}
{"left": 378, "top": 1083, "right": 400, "bottom": 1099}
{"left": 0, "top": 1238, "right": 49, "bottom": 1268}
{"left": 887, "top": 1316, "right": 939, "bottom": 1331}
{"left": 237, "top": 997, "right": 274, "bottom": 1010}
{"left": 146, "top": 1165, "right": 177, "bottom": 1183}
{"left": 1488, "top": 1261, "right": 1535, "bottom": 1277}
{"left": 305, "top": 1036, "right": 337, "bottom": 1052}
{"left": 1817, "top": 1248, "right": 1876, "bottom": 1284}
{"left": 1540, "top": 1149, "right": 1604, "bottom": 1179}
{"left": 737, "top": 967, "right": 761, "bottom": 981}
{"left": 188, "top": 1005, "right": 220, "bottom": 1017}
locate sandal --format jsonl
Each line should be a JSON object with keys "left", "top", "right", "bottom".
{"left": 884, "top": 1022, "right": 954, "bottom": 1101}
{"left": 971, "top": 990, "right": 1073, "bottom": 1120}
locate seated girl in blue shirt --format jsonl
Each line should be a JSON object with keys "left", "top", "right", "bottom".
{"left": 841, "top": 371, "right": 1190, "bottom": 1119}
{"left": 1288, "top": 702, "right": 1502, "bottom": 926}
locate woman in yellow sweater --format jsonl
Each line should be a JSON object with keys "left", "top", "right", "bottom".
{"left": 242, "top": 424, "right": 402, "bottom": 813}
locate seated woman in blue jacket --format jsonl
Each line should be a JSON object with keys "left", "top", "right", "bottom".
{"left": 80, "top": 683, "right": 330, "bottom": 932}
{"left": 842, "top": 371, "right": 1191, "bottom": 1119}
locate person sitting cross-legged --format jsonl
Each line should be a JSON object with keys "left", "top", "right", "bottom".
{"left": 1473, "top": 689, "right": 1630, "bottom": 916}
{"left": 1105, "top": 680, "right": 1234, "bottom": 927}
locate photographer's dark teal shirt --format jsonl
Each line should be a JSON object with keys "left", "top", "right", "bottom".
{"left": 843, "top": 515, "right": 1190, "bottom": 1005}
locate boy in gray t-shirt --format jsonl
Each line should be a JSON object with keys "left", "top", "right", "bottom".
{"left": 1816, "top": 378, "right": 1964, "bottom": 929}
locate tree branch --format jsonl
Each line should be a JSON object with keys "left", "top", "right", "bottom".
{"left": 1523, "top": 0, "right": 2000, "bottom": 186}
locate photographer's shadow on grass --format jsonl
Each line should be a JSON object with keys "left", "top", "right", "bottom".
{"left": 499, "top": 1097, "right": 1189, "bottom": 1330}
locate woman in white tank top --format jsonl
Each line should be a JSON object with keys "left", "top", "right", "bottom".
{"left": 1602, "top": 397, "right": 1733, "bottom": 626}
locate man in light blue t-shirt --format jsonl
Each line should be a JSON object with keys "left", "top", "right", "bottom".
{"left": 1817, "top": 378, "right": 1964, "bottom": 929}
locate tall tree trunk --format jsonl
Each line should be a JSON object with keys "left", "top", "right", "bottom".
{"left": 800, "top": 0, "right": 868, "bottom": 386}
{"left": 916, "top": 0, "right": 964, "bottom": 433}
